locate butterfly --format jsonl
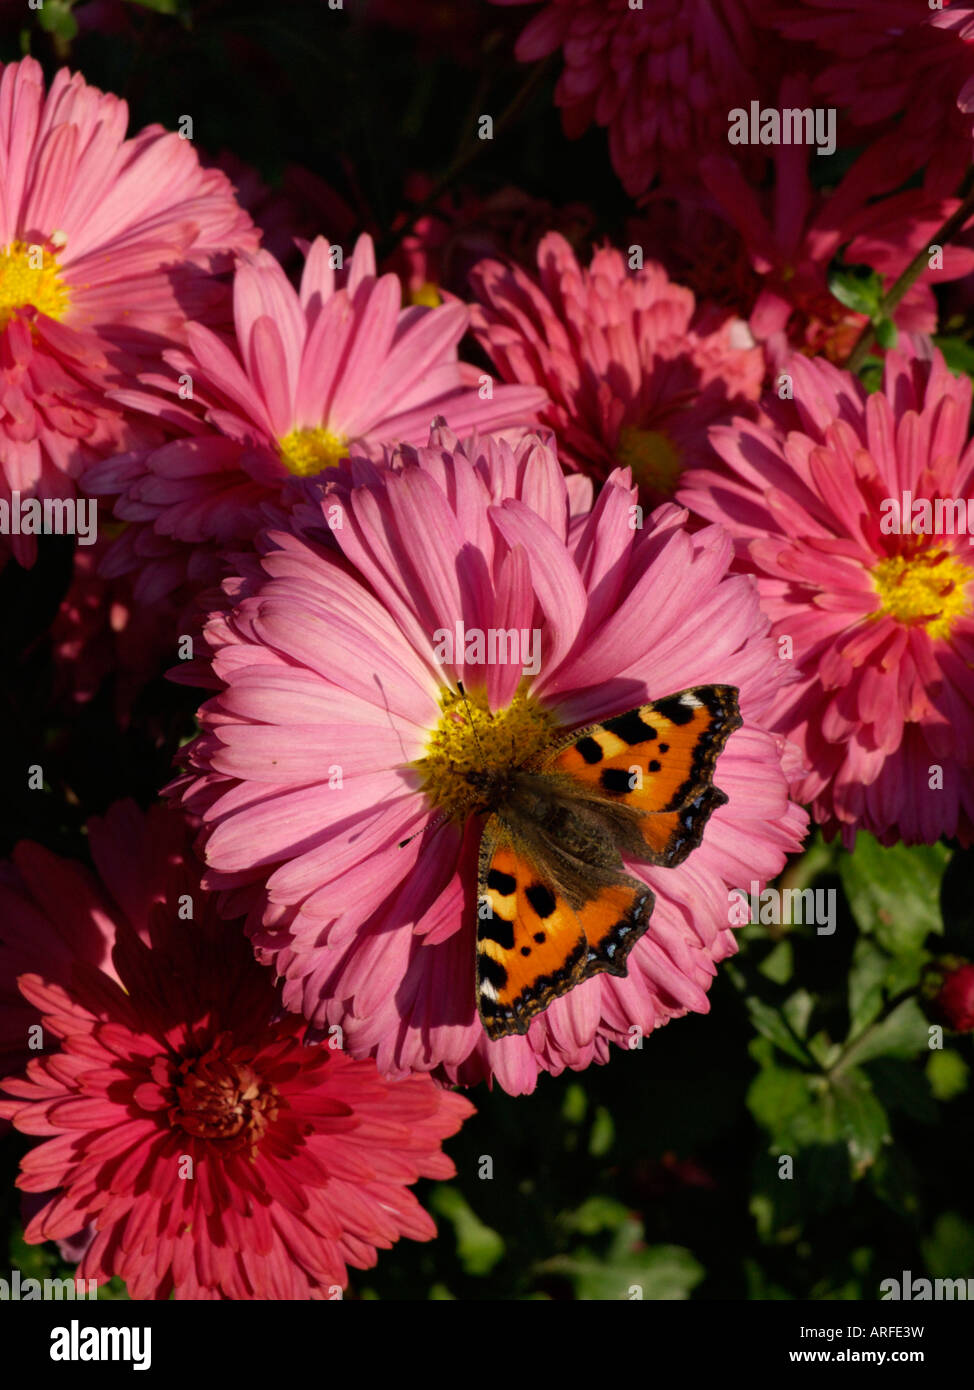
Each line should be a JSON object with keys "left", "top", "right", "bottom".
{"left": 466, "top": 686, "right": 742, "bottom": 1041}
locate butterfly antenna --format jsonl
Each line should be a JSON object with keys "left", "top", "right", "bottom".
{"left": 399, "top": 813, "right": 445, "bottom": 850}
{"left": 456, "top": 680, "right": 488, "bottom": 770}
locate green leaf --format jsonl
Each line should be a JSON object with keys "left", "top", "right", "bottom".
{"left": 541, "top": 1243, "right": 703, "bottom": 1301}
{"left": 123, "top": 0, "right": 181, "bottom": 12}
{"left": 884, "top": 951, "right": 929, "bottom": 997}
{"left": 828, "top": 262, "right": 884, "bottom": 316}
{"left": 747, "top": 1063, "right": 814, "bottom": 1142}
{"left": 783, "top": 989, "right": 814, "bottom": 1040}
{"left": 856, "top": 355, "right": 885, "bottom": 393}
{"left": 837, "top": 998, "right": 928, "bottom": 1070}
{"left": 559, "top": 1196, "right": 632, "bottom": 1237}
{"left": 37, "top": 0, "right": 78, "bottom": 39}
{"left": 927, "top": 1048, "right": 969, "bottom": 1101}
{"left": 933, "top": 335, "right": 974, "bottom": 380}
{"left": 588, "top": 1104, "right": 614, "bottom": 1157}
{"left": 807, "top": 1030, "right": 842, "bottom": 1070}
{"left": 922, "top": 1212, "right": 974, "bottom": 1279}
{"left": 561, "top": 1083, "right": 586, "bottom": 1125}
{"left": 873, "top": 317, "right": 898, "bottom": 350}
{"left": 848, "top": 939, "right": 888, "bottom": 1034}
{"left": 746, "top": 996, "right": 813, "bottom": 1065}
{"left": 429, "top": 1187, "right": 504, "bottom": 1277}
{"left": 749, "top": 1053, "right": 893, "bottom": 1179}
{"left": 759, "top": 939, "right": 793, "bottom": 985}
{"left": 838, "top": 836, "right": 949, "bottom": 954}
{"left": 830, "top": 1069, "right": 889, "bottom": 1168}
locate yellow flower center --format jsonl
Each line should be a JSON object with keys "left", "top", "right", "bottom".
{"left": 0, "top": 239, "right": 69, "bottom": 329}
{"left": 415, "top": 684, "right": 557, "bottom": 822}
{"left": 871, "top": 550, "right": 973, "bottom": 642}
{"left": 410, "top": 281, "right": 442, "bottom": 308}
{"left": 279, "top": 426, "right": 349, "bottom": 477}
{"left": 617, "top": 426, "right": 683, "bottom": 497}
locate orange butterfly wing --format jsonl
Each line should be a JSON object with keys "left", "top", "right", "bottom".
{"left": 545, "top": 686, "right": 741, "bottom": 866}
{"left": 476, "top": 821, "right": 653, "bottom": 1041}
{"left": 472, "top": 686, "right": 740, "bottom": 1039}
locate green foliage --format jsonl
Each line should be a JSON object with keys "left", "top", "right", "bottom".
{"left": 922, "top": 1213, "right": 974, "bottom": 1278}
{"left": 428, "top": 1187, "right": 504, "bottom": 1277}
{"left": 36, "top": 0, "right": 78, "bottom": 42}
{"left": 828, "top": 262, "right": 884, "bottom": 317}
{"left": 124, "top": 0, "right": 183, "bottom": 13}
{"left": 728, "top": 830, "right": 971, "bottom": 1297}
{"left": 827, "top": 259, "right": 898, "bottom": 356}
{"left": 838, "top": 836, "right": 948, "bottom": 953}
{"left": 927, "top": 1049, "right": 969, "bottom": 1101}
{"left": 933, "top": 334, "right": 974, "bottom": 379}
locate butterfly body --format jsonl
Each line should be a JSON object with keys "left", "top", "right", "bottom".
{"left": 469, "top": 766, "right": 646, "bottom": 903}
{"left": 472, "top": 685, "right": 742, "bottom": 1041}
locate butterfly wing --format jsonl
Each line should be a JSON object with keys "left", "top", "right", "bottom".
{"left": 545, "top": 685, "right": 741, "bottom": 867}
{"left": 476, "top": 815, "right": 654, "bottom": 1040}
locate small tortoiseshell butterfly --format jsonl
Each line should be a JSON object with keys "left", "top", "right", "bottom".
{"left": 466, "top": 686, "right": 742, "bottom": 1041}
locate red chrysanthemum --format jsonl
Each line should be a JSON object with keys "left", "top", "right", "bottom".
{"left": 0, "top": 801, "right": 472, "bottom": 1299}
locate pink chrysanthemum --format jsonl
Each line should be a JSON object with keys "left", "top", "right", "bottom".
{"left": 85, "top": 233, "right": 546, "bottom": 602}
{"left": 0, "top": 57, "right": 258, "bottom": 565}
{"left": 176, "top": 423, "right": 807, "bottom": 1095}
{"left": 680, "top": 346, "right": 974, "bottom": 847}
{"left": 0, "top": 800, "right": 472, "bottom": 1299}
{"left": 469, "top": 231, "right": 763, "bottom": 503}
{"left": 489, "top": 0, "right": 772, "bottom": 196}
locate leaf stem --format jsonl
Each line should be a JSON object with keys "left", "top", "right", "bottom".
{"left": 846, "top": 172, "right": 974, "bottom": 374}
{"left": 827, "top": 988, "right": 916, "bottom": 1077}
